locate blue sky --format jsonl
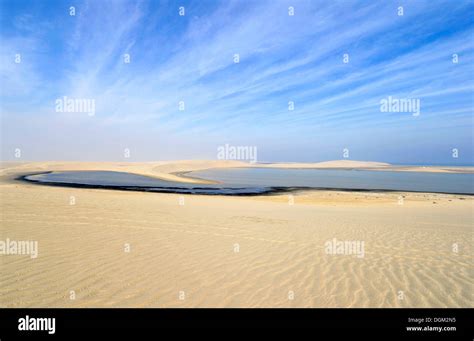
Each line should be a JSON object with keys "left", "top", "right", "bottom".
{"left": 1, "top": 0, "right": 473, "bottom": 164}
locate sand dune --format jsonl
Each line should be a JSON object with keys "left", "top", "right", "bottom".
{"left": 254, "top": 160, "right": 474, "bottom": 173}
{"left": 0, "top": 160, "right": 249, "bottom": 184}
{"left": 0, "top": 161, "right": 472, "bottom": 307}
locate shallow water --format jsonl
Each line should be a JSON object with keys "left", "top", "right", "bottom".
{"left": 23, "top": 168, "right": 474, "bottom": 195}
{"left": 190, "top": 168, "right": 474, "bottom": 194}
{"left": 24, "top": 171, "right": 270, "bottom": 195}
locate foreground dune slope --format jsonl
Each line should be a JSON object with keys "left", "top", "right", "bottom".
{"left": 0, "top": 161, "right": 472, "bottom": 307}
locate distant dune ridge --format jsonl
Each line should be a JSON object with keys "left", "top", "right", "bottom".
{"left": 0, "top": 160, "right": 472, "bottom": 307}
{"left": 257, "top": 160, "right": 391, "bottom": 168}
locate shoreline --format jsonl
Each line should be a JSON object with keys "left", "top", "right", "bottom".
{"left": 17, "top": 171, "right": 474, "bottom": 197}
{"left": 1, "top": 160, "right": 473, "bottom": 190}
{"left": 170, "top": 170, "right": 221, "bottom": 184}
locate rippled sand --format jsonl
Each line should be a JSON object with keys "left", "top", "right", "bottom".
{"left": 0, "top": 161, "right": 472, "bottom": 307}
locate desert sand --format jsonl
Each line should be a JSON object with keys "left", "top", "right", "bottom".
{"left": 253, "top": 160, "right": 474, "bottom": 173}
{"left": 0, "top": 161, "right": 472, "bottom": 307}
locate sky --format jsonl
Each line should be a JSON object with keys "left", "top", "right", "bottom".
{"left": 0, "top": 0, "right": 473, "bottom": 164}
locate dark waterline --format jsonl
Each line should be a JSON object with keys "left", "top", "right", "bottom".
{"left": 19, "top": 171, "right": 276, "bottom": 195}
{"left": 18, "top": 169, "right": 474, "bottom": 196}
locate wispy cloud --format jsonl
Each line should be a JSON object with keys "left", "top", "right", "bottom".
{"left": 1, "top": 0, "right": 473, "bottom": 163}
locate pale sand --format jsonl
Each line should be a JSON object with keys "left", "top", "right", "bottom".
{"left": 253, "top": 160, "right": 474, "bottom": 173}
{"left": 0, "top": 161, "right": 472, "bottom": 307}
{"left": 0, "top": 160, "right": 250, "bottom": 184}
